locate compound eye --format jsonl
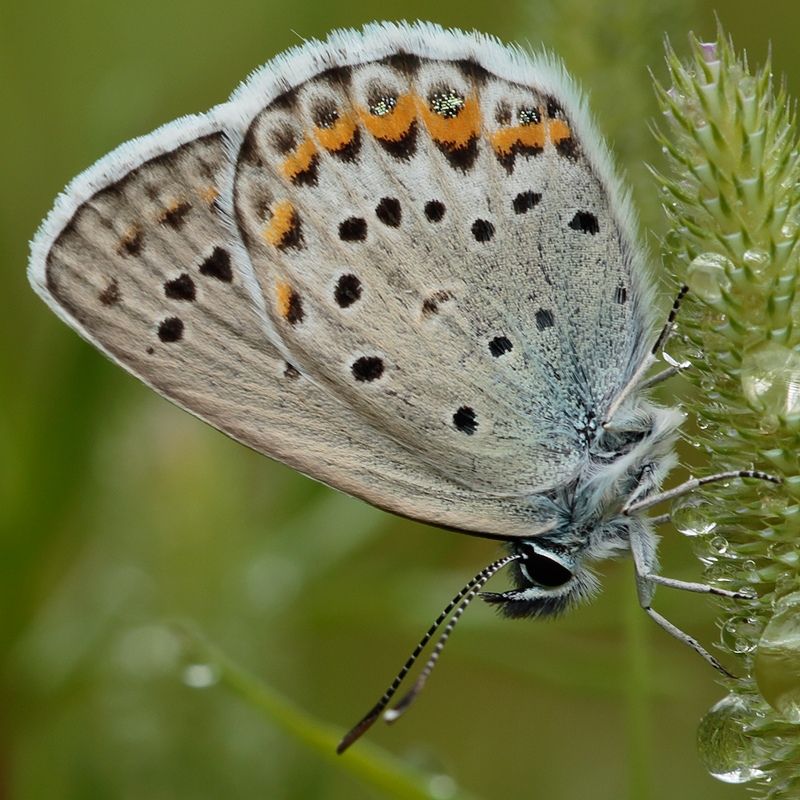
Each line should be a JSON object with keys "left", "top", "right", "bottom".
{"left": 521, "top": 552, "right": 573, "bottom": 588}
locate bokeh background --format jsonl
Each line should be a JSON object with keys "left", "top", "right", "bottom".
{"left": 2, "top": 1, "right": 799, "bottom": 798}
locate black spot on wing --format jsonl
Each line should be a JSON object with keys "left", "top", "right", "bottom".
{"left": 318, "top": 65, "right": 352, "bottom": 87}
{"left": 158, "top": 317, "right": 184, "bottom": 342}
{"left": 535, "top": 309, "right": 554, "bottom": 330}
{"left": 285, "top": 292, "right": 304, "bottom": 325}
{"left": 239, "top": 126, "right": 264, "bottom": 168}
{"left": 453, "top": 58, "right": 490, "bottom": 85}
{"left": 453, "top": 406, "right": 478, "bottom": 435}
{"left": 272, "top": 126, "right": 299, "bottom": 155}
{"left": 99, "top": 279, "right": 121, "bottom": 306}
{"left": 339, "top": 217, "right": 367, "bottom": 241}
{"left": 513, "top": 191, "right": 542, "bottom": 214}
{"left": 335, "top": 274, "right": 362, "bottom": 308}
{"left": 422, "top": 290, "right": 454, "bottom": 315}
{"left": 376, "top": 197, "right": 402, "bottom": 227}
{"left": 199, "top": 248, "right": 233, "bottom": 282}
{"left": 272, "top": 88, "right": 299, "bottom": 111}
{"left": 381, "top": 52, "right": 421, "bottom": 76}
{"left": 164, "top": 274, "right": 196, "bottom": 301}
{"left": 546, "top": 97, "right": 564, "bottom": 118}
{"left": 472, "top": 219, "right": 495, "bottom": 242}
{"left": 424, "top": 200, "right": 445, "bottom": 222}
{"left": 159, "top": 202, "right": 192, "bottom": 229}
{"left": 118, "top": 225, "right": 143, "bottom": 256}
{"left": 352, "top": 356, "right": 384, "bottom": 382}
{"left": 291, "top": 154, "right": 320, "bottom": 187}
{"left": 377, "top": 122, "right": 418, "bottom": 160}
{"left": 437, "top": 136, "right": 479, "bottom": 171}
{"left": 556, "top": 137, "right": 579, "bottom": 160}
{"left": 489, "top": 336, "right": 513, "bottom": 357}
{"left": 329, "top": 128, "right": 362, "bottom": 164}
{"left": 569, "top": 211, "right": 599, "bottom": 235}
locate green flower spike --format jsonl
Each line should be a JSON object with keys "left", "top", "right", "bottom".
{"left": 653, "top": 27, "right": 800, "bottom": 796}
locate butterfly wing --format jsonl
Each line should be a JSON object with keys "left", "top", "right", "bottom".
{"left": 29, "top": 22, "right": 655, "bottom": 540}
{"left": 227, "top": 24, "right": 655, "bottom": 493}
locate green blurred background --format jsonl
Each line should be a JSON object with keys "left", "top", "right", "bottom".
{"left": 2, "top": 1, "right": 798, "bottom": 798}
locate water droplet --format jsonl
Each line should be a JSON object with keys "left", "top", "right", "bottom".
{"left": 738, "top": 76, "right": 757, "bottom": 99}
{"left": 742, "top": 247, "right": 770, "bottom": 278}
{"left": 754, "top": 592, "right": 800, "bottom": 721}
{"left": 671, "top": 498, "right": 717, "bottom": 536}
{"left": 721, "top": 616, "right": 761, "bottom": 654}
{"left": 705, "top": 561, "right": 739, "bottom": 583}
{"left": 774, "top": 574, "right": 799, "bottom": 596}
{"left": 664, "top": 229, "right": 684, "bottom": 250}
{"left": 710, "top": 536, "right": 729, "bottom": 555}
{"left": 183, "top": 662, "right": 220, "bottom": 688}
{"left": 741, "top": 341, "right": 800, "bottom": 418}
{"left": 699, "top": 377, "right": 716, "bottom": 393}
{"left": 698, "top": 694, "right": 766, "bottom": 783}
{"left": 687, "top": 253, "right": 733, "bottom": 304}
{"left": 759, "top": 415, "right": 780, "bottom": 435}
{"left": 767, "top": 542, "right": 798, "bottom": 563}
{"left": 429, "top": 775, "right": 458, "bottom": 800}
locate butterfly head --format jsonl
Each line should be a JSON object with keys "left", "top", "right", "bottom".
{"left": 481, "top": 538, "right": 602, "bottom": 619}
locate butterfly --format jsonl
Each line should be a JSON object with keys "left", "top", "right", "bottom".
{"left": 28, "top": 21, "right": 776, "bottom": 751}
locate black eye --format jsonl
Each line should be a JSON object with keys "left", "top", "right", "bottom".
{"left": 522, "top": 553, "right": 573, "bottom": 587}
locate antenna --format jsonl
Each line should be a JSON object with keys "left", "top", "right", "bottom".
{"left": 337, "top": 553, "right": 519, "bottom": 754}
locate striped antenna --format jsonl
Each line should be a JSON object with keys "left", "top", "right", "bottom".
{"left": 337, "top": 553, "right": 519, "bottom": 754}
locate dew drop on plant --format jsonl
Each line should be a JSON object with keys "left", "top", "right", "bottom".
{"left": 738, "top": 76, "right": 757, "bottom": 99}
{"left": 710, "top": 535, "right": 730, "bottom": 555}
{"left": 183, "top": 663, "right": 220, "bottom": 688}
{"left": 698, "top": 694, "right": 766, "bottom": 783}
{"left": 741, "top": 341, "right": 800, "bottom": 418}
{"left": 687, "top": 253, "right": 733, "bottom": 303}
{"left": 721, "top": 616, "right": 761, "bottom": 654}
{"left": 781, "top": 219, "right": 800, "bottom": 239}
{"left": 767, "top": 542, "right": 799, "bottom": 565}
{"left": 742, "top": 247, "right": 770, "bottom": 278}
{"left": 429, "top": 775, "right": 458, "bottom": 800}
{"left": 759, "top": 415, "right": 780, "bottom": 435}
{"left": 671, "top": 498, "right": 716, "bottom": 536}
{"left": 754, "top": 592, "right": 800, "bottom": 722}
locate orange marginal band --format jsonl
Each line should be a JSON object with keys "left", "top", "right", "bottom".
{"left": 263, "top": 200, "right": 296, "bottom": 247}
{"left": 279, "top": 139, "right": 318, "bottom": 181}
{"left": 417, "top": 93, "right": 481, "bottom": 148}
{"left": 487, "top": 121, "right": 547, "bottom": 155}
{"left": 275, "top": 280, "right": 295, "bottom": 319}
{"left": 315, "top": 112, "right": 358, "bottom": 151}
{"left": 358, "top": 94, "right": 417, "bottom": 142}
{"left": 198, "top": 185, "right": 220, "bottom": 204}
{"left": 548, "top": 119, "right": 572, "bottom": 145}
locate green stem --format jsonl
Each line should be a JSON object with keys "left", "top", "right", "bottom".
{"left": 174, "top": 624, "right": 483, "bottom": 800}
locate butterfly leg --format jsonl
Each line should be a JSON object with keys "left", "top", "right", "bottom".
{"left": 642, "top": 606, "right": 733, "bottom": 677}
{"left": 623, "top": 470, "right": 780, "bottom": 515}
{"left": 628, "top": 523, "right": 736, "bottom": 676}
{"left": 604, "top": 285, "right": 690, "bottom": 427}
